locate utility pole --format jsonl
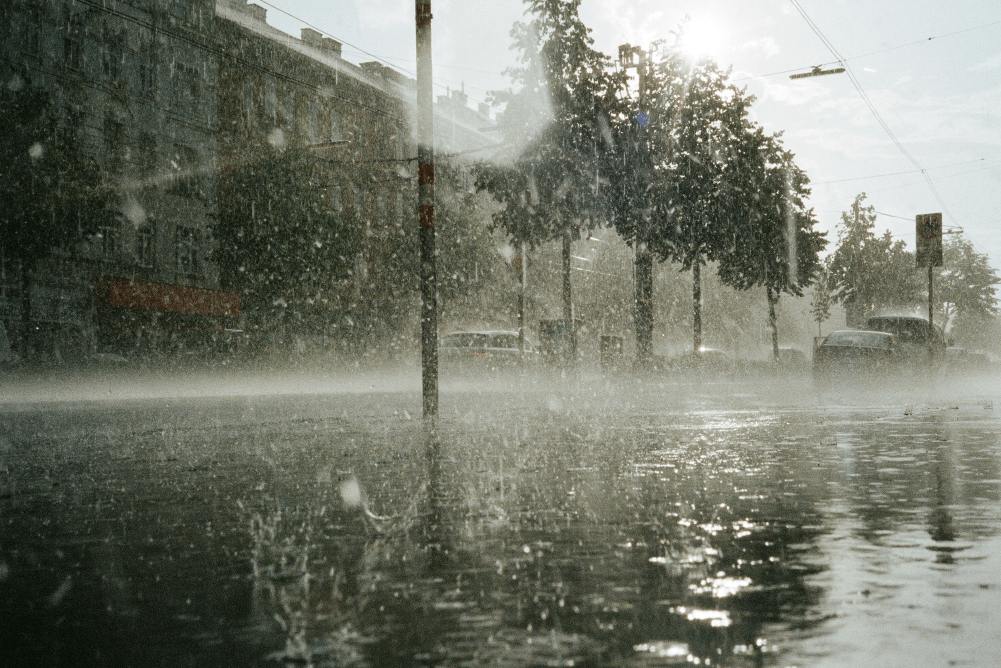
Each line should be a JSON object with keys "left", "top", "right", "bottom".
{"left": 416, "top": 1, "right": 437, "bottom": 418}
{"left": 619, "top": 43, "right": 653, "bottom": 362}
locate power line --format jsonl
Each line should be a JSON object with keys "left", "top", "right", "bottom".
{"left": 813, "top": 157, "right": 994, "bottom": 185}
{"left": 254, "top": 0, "right": 499, "bottom": 110}
{"left": 733, "top": 17, "right": 1001, "bottom": 82}
{"left": 75, "top": 0, "right": 404, "bottom": 121}
{"left": 788, "top": 0, "right": 960, "bottom": 225}
{"left": 867, "top": 163, "right": 1000, "bottom": 194}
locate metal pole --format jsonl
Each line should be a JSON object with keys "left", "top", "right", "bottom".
{"left": 928, "top": 262, "right": 934, "bottom": 361}
{"left": 518, "top": 240, "right": 526, "bottom": 354}
{"left": 416, "top": 1, "right": 437, "bottom": 418}
{"left": 633, "top": 48, "right": 653, "bottom": 363}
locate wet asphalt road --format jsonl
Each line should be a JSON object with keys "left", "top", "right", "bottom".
{"left": 0, "top": 369, "right": 999, "bottom": 667}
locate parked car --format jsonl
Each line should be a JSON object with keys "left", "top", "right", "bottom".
{"left": 813, "top": 330, "right": 898, "bottom": 388}
{"left": 440, "top": 331, "right": 540, "bottom": 370}
{"left": 865, "top": 315, "right": 945, "bottom": 359}
{"left": 670, "top": 347, "right": 737, "bottom": 375}
{"left": 776, "top": 346, "right": 808, "bottom": 366}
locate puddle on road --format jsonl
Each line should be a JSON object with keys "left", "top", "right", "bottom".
{"left": 0, "top": 386, "right": 999, "bottom": 666}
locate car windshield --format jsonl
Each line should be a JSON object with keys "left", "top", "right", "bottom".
{"left": 866, "top": 318, "right": 932, "bottom": 343}
{"left": 442, "top": 333, "right": 488, "bottom": 348}
{"left": 488, "top": 333, "right": 520, "bottom": 349}
{"left": 823, "top": 331, "right": 893, "bottom": 349}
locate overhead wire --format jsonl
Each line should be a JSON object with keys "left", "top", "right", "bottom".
{"left": 812, "top": 157, "right": 995, "bottom": 185}
{"left": 788, "top": 0, "right": 960, "bottom": 225}
{"left": 254, "top": 0, "right": 500, "bottom": 110}
{"left": 733, "top": 17, "right": 1001, "bottom": 82}
{"left": 74, "top": 0, "right": 404, "bottom": 121}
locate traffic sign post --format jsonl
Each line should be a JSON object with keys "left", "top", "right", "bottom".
{"left": 915, "top": 213, "right": 943, "bottom": 268}
{"left": 916, "top": 213, "right": 943, "bottom": 362}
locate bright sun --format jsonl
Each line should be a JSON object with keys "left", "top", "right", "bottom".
{"left": 679, "top": 17, "right": 722, "bottom": 59}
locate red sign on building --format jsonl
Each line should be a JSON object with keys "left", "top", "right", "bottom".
{"left": 103, "top": 277, "right": 240, "bottom": 318}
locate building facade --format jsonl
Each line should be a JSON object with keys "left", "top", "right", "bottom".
{"left": 0, "top": 0, "right": 232, "bottom": 362}
{"left": 214, "top": 0, "right": 498, "bottom": 358}
{"left": 0, "top": 0, "right": 498, "bottom": 363}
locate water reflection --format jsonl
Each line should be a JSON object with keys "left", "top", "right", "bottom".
{"left": 1, "top": 392, "right": 1000, "bottom": 666}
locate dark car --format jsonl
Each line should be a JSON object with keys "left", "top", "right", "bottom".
{"left": 864, "top": 315, "right": 945, "bottom": 361}
{"left": 813, "top": 330, "right": 898, "bottom": 388}
{"left": 440, "top": 331, "right": 540, "bottom": 370}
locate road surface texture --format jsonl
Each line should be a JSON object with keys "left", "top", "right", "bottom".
{"left": 1, "top": 369, "right": 999, "bottom": 667}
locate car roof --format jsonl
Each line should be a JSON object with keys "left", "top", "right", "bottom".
{"left": 823, "top": 329, "right": 894, "bottom": 344}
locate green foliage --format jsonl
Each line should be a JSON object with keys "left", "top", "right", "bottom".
{"left": 716, "top": 130, "right": 826, "bottom": 297}
{"left": 216, "top": 146, "right": 362, "bottom": 332}
{"left": 809, "top": 260, "right": 835, "bottom": 334}
{"left": 935, "top": 234, "right": 998, "bottom": 329}
{"left": 476, "top": 0, "right": 617, "bottom": 246}
{"left": 827, "top": 193, "right": 922, "bottom": 325}
{"left": 607, "top": 47, "right": 756, "bottom": 269}
{"left": 386, "top": 160, "right": 509, "bottom": 306}
{"left": 0, "top": 73, "right": 113, "bottom": 356}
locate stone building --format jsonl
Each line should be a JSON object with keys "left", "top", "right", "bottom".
{"left": 214, "top": 0, "right": 499, "bottom": 358}
{"left": 0, "top": 0, "right": 234, "bottom": 362}
{"left": 0, "top": 0, "right": 499, "bottom": 363}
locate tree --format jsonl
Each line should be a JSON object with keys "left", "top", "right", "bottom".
{"left": 608, "top": 42, "right": 758, "bottom": 355}
{"left": 715, "top": 129, "right": 826, "bottom": 359}
{"left": 827, "top": 193, "right": 922, "bottom": 327}
{"left": 809, "top": 260, "right": 836, "bottom": 337}
{"left": 935, "top": 233, "right": 999, "bottom": 336}
{"left": 0, "top": 74, "right": 113, "bottom": 358}
{"left": 475, "top": 0, "right": 617, "bottom": 359}
{"left": 216, "top": 146, "right": 362, "bottom": 342}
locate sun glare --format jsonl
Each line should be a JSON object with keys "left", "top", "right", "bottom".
{"left": 679, "top": 17, "right": 722, "bottom": 60}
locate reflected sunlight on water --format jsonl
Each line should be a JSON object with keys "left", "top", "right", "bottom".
{"left": 0, "top": 383, "right": 999, "bottom": 666}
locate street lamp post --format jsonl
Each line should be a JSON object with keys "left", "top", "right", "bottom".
{"left": 618, "top": 44, "right": 653, "bottom": 363}
{"left": 416, "top": 1, "right": 438, "bottom": 418}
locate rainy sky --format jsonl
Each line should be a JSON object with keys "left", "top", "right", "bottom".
{"left": 260, "top": 0, "right": 1001, "bottom": 266}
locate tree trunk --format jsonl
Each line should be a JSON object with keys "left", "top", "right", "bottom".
{"left": 634, "top": 243, "right": 654, "bottom": 362}
{"left": 692, "top": 259, "right": 702, "bottom": 352}
{"left": 518, "top": 240, "right": 526, "bottom": 354}
{"left": 562, "top": 229, "right": 576, "bottom": 364}
{"left": 19, "top": 259, "right": 33, "bottom": 361}
{"left": 767, "top": 286, "right": 779, "bottom": 361}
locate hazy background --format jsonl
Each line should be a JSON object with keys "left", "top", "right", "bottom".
{"left": 256, "top": 0, "right": 1001, "bottom": 266}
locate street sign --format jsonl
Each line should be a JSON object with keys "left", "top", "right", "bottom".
{"left": 915, "top": 212, "right": 943, "bottom": 268}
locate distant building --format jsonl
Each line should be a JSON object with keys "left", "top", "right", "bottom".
{"left": 0, "top": 0, "right": 234, "bottom": 362}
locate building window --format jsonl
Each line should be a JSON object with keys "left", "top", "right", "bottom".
{"left": 329, "top": 108, "right": 342, "bottom": 141}
{"left": 264, "top": 78, "right": 277, "bottom": 120}
{"left": 20, "top": 4, "right": 42, "bottom": 56}
{"left": 241, "top": 78, "right": 254, "bottom": 128}
{"left": 139, "top": 35, "right": 157, "bottom": 95}
{"left": 137, "top": 131, "right": 156, "bottom": 179}
{"left": 307, "top": 99, "right": 320, "bottom": 144}
{"left": 169, "top": 144, "right": 200, "bottom": 197}
{"left": 103, "top": 116, "right": 125, "bottom": 174}
{"left": 137, "top": 224, "right": 155, "bottom": 268}
{"left": 174, "top": 61, "right": 201, "bottom": 114}
{"left": 281, "top": 90, "right": 296, "bottom": 133}
{"left": 330, "top": 183, "right": 342, "bottom": 213}
{"left": 101, "top": 24, "right": 124, "bottom": 83}
{"left": 175, "top": 226, "right": 200, "bottom": 276}
{"left": 64, "top": 9, "right": 84, "bottom": 69}
{"left": 97, "top": 224, "right": 119, "bottom": 259}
